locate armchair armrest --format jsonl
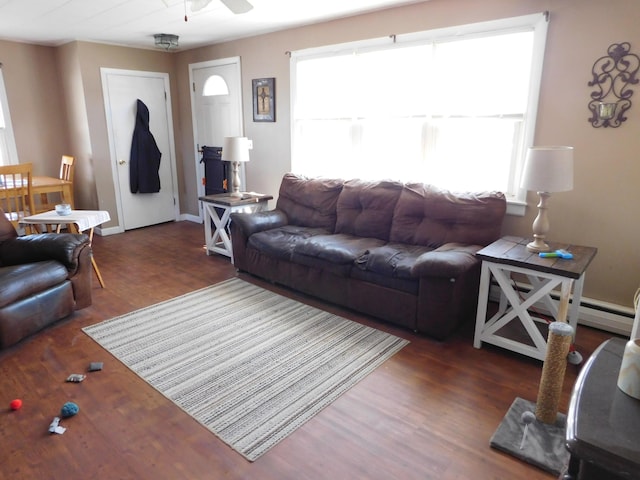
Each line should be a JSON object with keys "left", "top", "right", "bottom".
{"left": 0, "top": 233, "right": 90, "bottom": 274}
{"left": 411, "top": 243, "right": 481, "bottom": 278}
{"left": 230, "top": 209, "right": 289, "bottom": 238}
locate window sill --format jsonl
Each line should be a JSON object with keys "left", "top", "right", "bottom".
{"left": 507, "top": 199, "right": 527, "bottom": 216}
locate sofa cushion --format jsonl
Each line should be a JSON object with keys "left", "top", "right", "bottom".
{"left": 248, "top": 225, "right": 330, "bottom": 261}
{"left": 335, "top": 179, "right": 403, "bottom": 241}
{"left": 349, "top": 267, "right": 419, "bottom": 295}
{"left": 356, "top": 243, "right": 433, "bottom": 279}
{"left": 0, "top": 261, "right": 69, "bottom": 308}
{"left": 293, "top": 233, "right": 385, "bottom": 264}
{"left": 275, "top": 173, "right": 344, "bottom": 230}
{"left": 390, "top": 183, "right": 506, "bottom": 247}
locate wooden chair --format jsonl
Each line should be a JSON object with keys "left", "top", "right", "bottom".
{"left": 0, "top": 163, "right": 36, "bottom": 232}
{"left": 38, "top": 155, "right": 75, "bottom": 213}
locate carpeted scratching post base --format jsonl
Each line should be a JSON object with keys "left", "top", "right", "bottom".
{"left": 490, "top": 397, "right": 568, "bottom": 476}
{"left": 490, "top": 321, "right": 574, "bottom": 475}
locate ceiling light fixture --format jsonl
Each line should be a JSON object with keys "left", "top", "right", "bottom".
{"left": 153, "top": 33, "right": 179, "bottom": 51}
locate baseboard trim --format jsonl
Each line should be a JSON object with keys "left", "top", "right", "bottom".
{"left": 488, "top": 283, "right": 635, "bottom": 336}
{"left": 180, "top": 213, "right": 202, "bottom": 223}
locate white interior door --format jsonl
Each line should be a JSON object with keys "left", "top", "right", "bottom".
{"left": 189, "top": 58, "right": 243, "bottom": 208}
{"left": 102, "top": 68, "right": 178, "bottom": 230}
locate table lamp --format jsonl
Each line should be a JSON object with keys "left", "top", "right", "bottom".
{"left": 222, "top": 136, "right": 250, "bottom": 198}
{"left": 520, "top": 146, "right": 574, "bottom": 252}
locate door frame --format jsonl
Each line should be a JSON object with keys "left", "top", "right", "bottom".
{"left": 188, "top": 57, "right": 244, "bottom": 221}
{"left": 101, "top": 68, "right": 180, "bottom": 233}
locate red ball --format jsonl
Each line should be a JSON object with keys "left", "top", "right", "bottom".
{"left": 10, "top": 399, "right": 22, "bottom": 410}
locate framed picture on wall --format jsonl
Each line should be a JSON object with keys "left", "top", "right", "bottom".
{"left": 252, "top": 77, "right": 275, "bottom": 122}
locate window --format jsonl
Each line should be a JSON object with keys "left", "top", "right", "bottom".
{"left": 203, "top": 74, "right": 229, "bottom": 96}
{"left": 0, "top": 67, "right": 19, "bottom": 166}
{"left": 290, "top": 13, "right": 549, "bottom": 213}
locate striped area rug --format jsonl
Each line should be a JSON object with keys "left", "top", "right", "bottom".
{"left": 83, "top": 278, "right": 409, "bottom": 461}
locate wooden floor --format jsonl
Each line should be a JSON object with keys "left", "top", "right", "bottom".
{"left": 0, "top": 221, "right": 617, "bottom": 480}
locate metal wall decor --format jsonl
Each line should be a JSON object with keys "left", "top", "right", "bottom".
{"left": 588, "top": 42, "right": 639, "bottom": 128}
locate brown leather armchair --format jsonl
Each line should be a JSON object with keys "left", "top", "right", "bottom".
{"left": 0, "top": 208, "right": 92, "bottom": 349}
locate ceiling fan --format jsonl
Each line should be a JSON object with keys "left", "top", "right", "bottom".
{"left": 187, "top": 0, "right": 253, "bottom": 14}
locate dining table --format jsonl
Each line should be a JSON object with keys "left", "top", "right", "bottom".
{"left": 0, "top": 175, "right": 74, "bottom": 207}
{"left": 32, "top": 175, "right": 74, "bottom": 208}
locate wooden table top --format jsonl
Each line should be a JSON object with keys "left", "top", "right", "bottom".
{"left": 476, "top": 236, "right": 598, "bottom": 279}
{"left": 199, "top": 192, "right": 272, "bottom": 207}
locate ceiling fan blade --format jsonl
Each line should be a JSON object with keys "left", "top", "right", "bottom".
{"left": 190, "top": 0, "right": 213, "bottom": 11}
{"left": 220, "top": 0, "right": 253, "bottom": 14}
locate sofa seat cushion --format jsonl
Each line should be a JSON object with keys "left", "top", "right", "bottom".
{"left": 349, "top": 267, "right": 419, "bottom": 295}
{"left": 357, "top": 243, "right": 433, "bottom": 279}
{"left": 0, "top": 261, "right": 69, "bottom": 308}
{"left": 248, "top": 225, "right": 331, "bottom": 261}
{"left": 293, "top": 233, "right": 386, "bottom": 265}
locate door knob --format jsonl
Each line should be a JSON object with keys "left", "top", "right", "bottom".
{"left": 118, "top": 159, "right": 126, "bottom": 165}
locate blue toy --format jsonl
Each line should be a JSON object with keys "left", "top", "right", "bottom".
{"left": 60, "top": 401, "right": 79, "bottom": 418}
{"left": 539, "top": 249, "right": 573, "bottom": 259}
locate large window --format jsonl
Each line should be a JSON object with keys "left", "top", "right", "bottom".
{"left": 290, "top": 13, "right": 549, "bottom": 212}
{"left": 0, "top": 67, "right": 19, "bottom": 166}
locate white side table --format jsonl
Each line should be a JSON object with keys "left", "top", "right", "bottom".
{"left": 21, "top": 210, "right": 111, "bottom": 288}
{"left": 199, "top": 193, "right": 272, "bottom": 260}
{"left": 473, "top": 236, "right": 597, "bottom": 362}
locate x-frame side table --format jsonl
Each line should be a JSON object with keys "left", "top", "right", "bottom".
{"left": 473, "top": 236, "right": 597, "bottom": 361}
{"left": 199, "top": 193, "right": 272, "bottom": 260}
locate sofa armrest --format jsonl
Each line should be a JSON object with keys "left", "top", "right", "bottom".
{"left": 230, "top": 209, "right": 289, "bottom": 237}
{"left": 0, "top": 233, "right": 91, "bottom": 274}
{"left": 411, "top": 243, "right": 481, "bottom": 278}
{"left": 229, "top": 209, "right": 288, "bottom": 272}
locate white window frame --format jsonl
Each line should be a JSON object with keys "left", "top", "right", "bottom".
{"left": 0, "top": 66, "right": 19, "bottom": 166}
{"left": 290, "top": 13, "right": 549, "bottom": 216}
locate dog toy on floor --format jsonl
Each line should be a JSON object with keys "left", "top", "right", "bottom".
{"left": 61, "top": 401, "right": 79, "bottom": 418}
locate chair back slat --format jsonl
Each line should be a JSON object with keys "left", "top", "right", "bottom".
{"left": 60, "top": 155, "right": 74, "bottom": 182}
{"left": 0, "top": 163, "right": 35, "bottom": 230}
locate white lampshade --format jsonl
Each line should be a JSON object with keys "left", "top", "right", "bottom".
{"left": 222, "top": 137, "right": 250, "bottom": 163}
{"left": 520, "top": 146, "right": 574, "bottom": 193}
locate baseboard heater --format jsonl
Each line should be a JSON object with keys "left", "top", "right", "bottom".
{"left": 488, "top": 282, "right": 635, "bottom": 336}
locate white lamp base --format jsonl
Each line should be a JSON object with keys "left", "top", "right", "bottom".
{"left": 526, "top": 236, "right": 551, "bottom": 253}
{"left": 526, "top": 191, "right": 552, "bottom": 253}
{"left": 230, "top": 161, "right": 242, "bottom": 197}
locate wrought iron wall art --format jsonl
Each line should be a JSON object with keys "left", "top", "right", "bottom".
{"left": 588, "top": 42, "right": 639, "bottom": 128}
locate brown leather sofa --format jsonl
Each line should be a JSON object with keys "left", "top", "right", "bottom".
{"left": 0, "top": 209, "right": 92, "bottom": 349}
{"left": 230, "top": 173, "right": 507, "bottom": 339}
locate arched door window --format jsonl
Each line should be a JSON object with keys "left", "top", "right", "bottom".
{"left": 203, "top": 75, "right": 229, "bottom": 96}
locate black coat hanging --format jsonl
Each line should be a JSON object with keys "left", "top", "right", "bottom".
{"left": 129, "top": 99, "right": 161, "bottom": 193}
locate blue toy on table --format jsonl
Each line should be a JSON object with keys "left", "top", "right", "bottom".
{"left": 539, "top": 249, "right": 573, "bottom": 259}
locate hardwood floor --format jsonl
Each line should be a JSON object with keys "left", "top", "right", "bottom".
{"left": 0, "top": 221, "right": 616, "bottom": 480}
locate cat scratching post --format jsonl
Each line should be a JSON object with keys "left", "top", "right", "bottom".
{"left": 535, "top": 281, "right": 574, "bottom": 424}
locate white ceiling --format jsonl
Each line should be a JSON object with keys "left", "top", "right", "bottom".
{"left": 0, "top": 0, "right": 425, "bottom": 51}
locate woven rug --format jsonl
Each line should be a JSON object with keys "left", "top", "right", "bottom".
{"left": 83, "top": 278, "right": 409, "bottom": 461}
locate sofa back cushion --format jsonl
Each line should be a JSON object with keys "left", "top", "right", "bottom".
{"left": 276, "top": 173, "right": 344, "bottom": 230}
{"left": 390, "top": 183, "right": 506, "bottom": 247}
{"left": 335, "top": 179, "right": 403, "bottom": 241}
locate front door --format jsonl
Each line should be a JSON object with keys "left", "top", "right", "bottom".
{"left": 189, "top": 58, "right": 244, "bottom": 211}
{"left": 102, "top": 68, "right": 178, "bottom": 230}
